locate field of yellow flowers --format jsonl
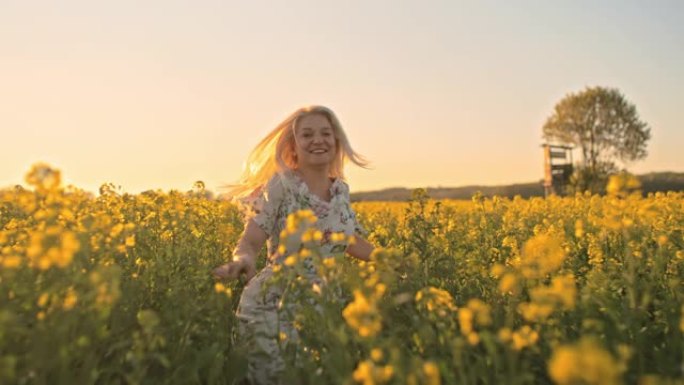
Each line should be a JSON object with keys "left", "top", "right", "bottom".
{"left": 1, "top": 163, "right": 682, "bottom": 385}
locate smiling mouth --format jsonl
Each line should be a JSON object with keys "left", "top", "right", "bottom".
{"left": 309, "top": 149, "right": 328, "bottom": 154}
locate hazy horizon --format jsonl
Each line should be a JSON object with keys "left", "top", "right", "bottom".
{"left": 3, "top": 1, "right": 683, "bottom": 195}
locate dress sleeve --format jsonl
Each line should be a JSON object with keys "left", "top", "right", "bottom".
{"left": 339, "top": 180, "right": 368, "bottom": 237}
{"left": 237, "top": 174, "right": 285, "bottom": 237}
{"left": 350, "top": 209, "right": 368, "bottom": 237}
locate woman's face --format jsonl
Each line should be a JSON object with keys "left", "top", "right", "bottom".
{"left": 293, "top": 113, "right": 337, "bottom": 169}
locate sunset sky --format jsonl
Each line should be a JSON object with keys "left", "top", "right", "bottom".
{"left": 2, "top": 1, "right": 682, "bottom": 195}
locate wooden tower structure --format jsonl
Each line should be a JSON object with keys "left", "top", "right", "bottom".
{"left": 542, "top": 144, "right": 574, "bottom": 196}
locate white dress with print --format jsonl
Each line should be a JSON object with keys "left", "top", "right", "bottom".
{"left": 235, "top": 170, "right": 365, "bottom": 385}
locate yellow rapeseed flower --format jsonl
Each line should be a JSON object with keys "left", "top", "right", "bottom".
{"left": 214, "top": 283, "right": 226, "bottom": 293}
{"left": 549, "top": 274, "right": 577, "bottom": 309}
{"left": 370, "top": 348, "right": 384, "bottom": 362}
{"left": 458, "top": 308, "right": 474, "bottom": 335}
{"left": 511, "top": 325, "right": 539, "bottom": 350}
{"left": 286, "top": 216, "right": 298, "bottom": 234}
{"left": 284, "top": 255, "right": 297, "bottom": 266}
{"left": 499, "top": 273, "right": 519, "bottom": 295}
{"left": 125, "top": 235, "right": 136, "bottom": 247}
{"left": 2, "top": 255, "right": 22, "bottom": 269}
{"left": 518, "top": 302, "right": 554, "bottom": 322}
{"left": 55, "top": 231, "right": 80, "bottom": 267}
{"left": 548, "top": 338, "right": 623, "bottom": 385}
{"left": 352, "top": 361, "right": 373, "bottom": 385}
{"left": 352, "top": 360, "right": 394, "bottom": 385}
{"left": 343, "top": 290, "right": 382, "bottom": 338}
{"left": 374, "top": 283, "right": 386, "bottom": 297}
{"left": 422, "top": 361, "right": 441, "bottom": 385}
{"left": 416, "top": 287, "right": 457, "bottom": 317}
{"left": 331, "top": 232, "right": 346, "bottom": 242}
{"left": 37, "top": 292, "right": 50, "bottom": 307}
{"left": 313, "top": 230, "right": 323, "bottom": 241}
{"left": 574, "top": 219, "right": 584, "bottom": 238}
{"left": 63, "top": 288, "right": 78, "bottom": 310}
{"left": 27, "top": 233, "right": 44, "bottom": 262}
{"left": 520, "top": 233, "right": 565, "bottom": 279}
{"left": 490, "top": 263, "right": 505, "bottom": 278}
{"left": 467, "top": 332, "right": 480, "bottom": 346}
{"left": 25, "top": 163, "right": 62, "bottom": 192}
{"left": 548, "top": 345, "right": 579, "bottom": 384}
{"left": 606, "top": 173, "right": 641, "bottom": 197}
{"left": 497, "top": 327, "right": 512, "bottom": 343}
{"left": 323, "top": 258, "right": 336, "bottom": 268}
{"left": 467, "top": 299, "right": 492, "bottom": 326}
{"left": 301, "top": 230, "right": 313, "bottom": 243}
{"left": 110, "top": 223, "right": 124, "bottom": 238}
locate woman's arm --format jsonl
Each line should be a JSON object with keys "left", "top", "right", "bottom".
{"left": 212, "top": 219, "right": 268, "bottom": 282}
{"left": 346, "top": 236, "right": 374, "bottom": 262}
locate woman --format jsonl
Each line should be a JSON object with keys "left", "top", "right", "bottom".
{"left": 213, "top": 105, "right": 374, "bottom": 384}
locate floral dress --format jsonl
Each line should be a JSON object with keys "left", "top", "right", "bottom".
{"left": 235, "top": 170, "right": 365, "bottom": 385}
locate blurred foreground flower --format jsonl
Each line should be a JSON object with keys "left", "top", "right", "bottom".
{"left": 25, "top": 163, "right": 62, "bottom": 192}
{"left": 343, "top": 290, "right": 382, "bottom": 338}
{"left": 352, "top": 360, "right": 394, "bottom": 385}
{"left": 606, "top": 172, "right": 641, "bottom": 197}
{"left": 548, "top": 338, "right": 625, "bottom": 385}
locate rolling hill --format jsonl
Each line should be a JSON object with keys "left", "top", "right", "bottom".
{"left": 350, "top": 171, "right": 684, "bottom": 202}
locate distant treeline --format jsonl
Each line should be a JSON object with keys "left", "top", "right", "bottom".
{"left": 350, "top": 172, "right": 684, "bottom": 202}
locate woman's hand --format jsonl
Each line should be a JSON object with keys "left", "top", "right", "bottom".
{"left": 212, "top": 219, "right": 266, "bottom": 283}
{"left": 346, "top": 236, "right": 375, "bottom": 262}
{"left": 212, "top": 259, "right": 256, "bottom": 282}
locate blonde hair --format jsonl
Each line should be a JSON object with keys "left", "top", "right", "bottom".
{"left": 226, "top": 105, "right": 369, "bottom": 199}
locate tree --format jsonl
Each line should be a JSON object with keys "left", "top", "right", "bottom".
{"left": 542, "top": 86, "right": 651, "bottom": 192}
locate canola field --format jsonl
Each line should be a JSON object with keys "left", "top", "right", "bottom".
{"left": 0, "top": 164, "right": 683, "bottom": 385}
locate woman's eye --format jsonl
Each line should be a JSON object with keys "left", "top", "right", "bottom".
{"left": 303, "top": 134, "right": 312, "bottom": 138}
